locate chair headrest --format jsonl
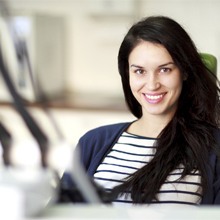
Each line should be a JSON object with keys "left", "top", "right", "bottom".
{"left": 200, "top": 53, "right": 217, "bottom": 75}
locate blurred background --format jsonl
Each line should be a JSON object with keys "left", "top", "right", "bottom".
{"left": 0, "top": 0, "right": 219, "bottom": 146}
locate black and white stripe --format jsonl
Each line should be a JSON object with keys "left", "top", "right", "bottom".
{"left": 94, "top": 132, "right": 202, "bottom": 206}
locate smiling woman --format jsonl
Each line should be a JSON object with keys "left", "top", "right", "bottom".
{"left": 62, "top": 16, "right": 220, "bottom": 206}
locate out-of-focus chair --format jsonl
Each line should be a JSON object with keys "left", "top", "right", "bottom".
{"left": 200, "top": 53, "right": 217, "bottom": 75}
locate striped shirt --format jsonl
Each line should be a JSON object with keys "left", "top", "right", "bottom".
{"left": 94, "top": 132, "right": 202, "bottom": 206}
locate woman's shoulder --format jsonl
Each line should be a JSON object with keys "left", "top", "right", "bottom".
{"left": 77, "top": 122, "right": 133, "bottom": 163}
{"left": 80, "top": 122, "right": 132, "bottom": 140}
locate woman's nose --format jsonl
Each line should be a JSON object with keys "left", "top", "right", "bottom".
{"left": 146, "top": 72, "right": 160, "bottom": 90}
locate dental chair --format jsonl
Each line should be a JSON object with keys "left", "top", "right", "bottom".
{"left": 200, "top": 53, "right": 217, "bottom": 75}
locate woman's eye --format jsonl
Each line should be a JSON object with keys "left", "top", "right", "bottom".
{"left": 135, "top": 69, "right": 144, "bottom": 74}
{"left": 160, "top": 68, "right": 171, "bottom": 73}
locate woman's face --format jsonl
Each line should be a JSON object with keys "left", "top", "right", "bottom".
{"left": 128, "top": 41, "right": 184, "bottom": 119}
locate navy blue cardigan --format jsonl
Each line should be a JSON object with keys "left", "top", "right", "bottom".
{"left": 76, "top": 122, "right": 220, "bottom": 205}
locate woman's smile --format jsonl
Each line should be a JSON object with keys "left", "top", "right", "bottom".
{"left": 143, "top": 92, "right": 166, "bottom": 104}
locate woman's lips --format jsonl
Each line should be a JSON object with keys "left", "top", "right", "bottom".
{"left": 143, "top": 93, "right": 166, "bottom": 104}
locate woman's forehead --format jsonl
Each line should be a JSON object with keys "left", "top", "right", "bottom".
{"left": 128, "top": 41, "right": 173, "bottom": 67}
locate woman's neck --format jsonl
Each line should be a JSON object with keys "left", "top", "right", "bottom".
{"left": 127, "top": 115, "right": 171, "bottom": 138}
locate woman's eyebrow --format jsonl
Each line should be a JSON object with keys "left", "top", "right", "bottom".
{"left": 130, "top": 62, "right": 175, "bottom": 69}
{"left": 158, "top": 62, "right": 175, "bottom": 67}
{"left": 130, "top": 64, "right": 144, "bottom": 68}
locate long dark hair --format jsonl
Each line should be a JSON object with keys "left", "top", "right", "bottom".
{"left": 115, "top": 16, "right": 220, "bottom": 203}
